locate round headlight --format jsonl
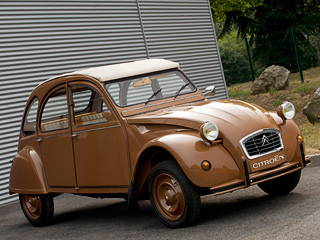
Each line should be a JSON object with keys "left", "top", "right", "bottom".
{"left": 277, "top": 102, "right": 295, "bottom": 120}
{"left": 200, "top": 121, "right": 219, "bottom": 142}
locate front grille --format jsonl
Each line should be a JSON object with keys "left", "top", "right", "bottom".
{"left": 240, "top": 129, "right": 283, "bottom": 159}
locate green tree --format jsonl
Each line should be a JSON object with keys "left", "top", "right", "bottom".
{"left": 211, "top": 0, "right": 263, "bottom": 22}
{"left": 211, "top": 0, "right": 320, "bottom": 70}
{"left": 217, "top": 30, "right": 251, "bottom": 85}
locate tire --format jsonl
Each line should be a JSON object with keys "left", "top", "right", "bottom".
{"left": 258, "top": 170, "right": 301, "bottom": 196}
{"left": 19, "top": 194, "right": 54, "bottom": 227}
{"left": 148, "top": 161, "right": 201, "bottom": 228}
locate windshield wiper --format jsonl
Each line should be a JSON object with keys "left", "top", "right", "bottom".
{"left": 174, "top": 83, "right": 190, "bottom": 98}
{"left": 145, "top": 88, "right": 162, "bottom": 105}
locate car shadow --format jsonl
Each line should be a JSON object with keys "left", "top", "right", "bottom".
{"left": 50, "top": 190, "right": 310, "bottom": 228}
{"left": 198, "top": 191, "right": 309, "bottom": 225}
{"left": 52, "top": 198, "right": 155, "bottom": 226}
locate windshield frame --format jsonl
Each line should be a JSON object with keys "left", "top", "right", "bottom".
{"left": 104, "top": 69, "right": 197, "bottom": 108}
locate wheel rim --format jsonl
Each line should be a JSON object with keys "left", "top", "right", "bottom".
{"left": 21, "top": 195, "right": 42, "bottom": 220}
{"left": 152, "top": 173, "right": 185, "bottom": 221}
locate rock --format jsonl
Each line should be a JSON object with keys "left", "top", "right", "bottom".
{"left": 251, "top": 76, "right": 271, "bottom": 95}
{"left": 251, "top": 65, "right": 290, "bottom": 95}
{"left": 303, "top": 88, "right": 320, "bottom": 124}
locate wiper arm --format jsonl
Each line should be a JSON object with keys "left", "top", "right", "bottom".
{"left": 174, "top": 82, "right": 190, "bottom": 98}
{"left": 145, "top": 88, "right": 162, "bottom": 105}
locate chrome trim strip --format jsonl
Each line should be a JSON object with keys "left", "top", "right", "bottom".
{"left": 239, "top": 128, "right": 284, "bottom": 160}
{"left": 40, "top": 132, "right": 70, "bottom": 139}
{"left": 40, "top": 125, "right": 120, "bottom": 138}
{"left": 74, "top": 125, "right": 120, "bottom": 134}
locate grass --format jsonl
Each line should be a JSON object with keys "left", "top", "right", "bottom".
{"left": 228, "top": 90, "right": 251, "bottom": 98}
{"left": 228, "top": 66, "right": 320, "bottom": 155}
{"left": 290, "top": 81, "right": 320, "bottom": 94}
{"left": 300, "top": 123, "right": 320, "bottom": 155}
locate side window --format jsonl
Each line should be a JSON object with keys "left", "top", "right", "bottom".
{"left": 40, "top": 88, "right": 69, "bottom": 132}
{"left": 22, "top": 97, "right": 39, "bottom": 136}
{"left": 71, "top": 85, "right": 111, "bottom": 127}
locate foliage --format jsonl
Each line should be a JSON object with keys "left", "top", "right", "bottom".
{"left": 217, "top": 30, "right": 251, "bottom": 85}
{"left": 211, "top": 0, "right": 320, "bottom": 72}
{"left": 210, "top": 0, "right": 264, "bottom": 22}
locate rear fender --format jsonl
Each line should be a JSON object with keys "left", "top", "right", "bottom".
{"left": 9, "top": 146, "right": 48, "bottom": 194}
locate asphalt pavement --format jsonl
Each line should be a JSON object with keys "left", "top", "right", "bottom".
{"left": 1, "top": 155, "right": 319, "bottom": 240}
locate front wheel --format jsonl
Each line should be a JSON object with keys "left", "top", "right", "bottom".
{"left": 19, "top": 194, "right": 54, "bottom": 227}
{"left": 258, "top": 170, "right": 301, "bottom": 196}
{"left": 148, "top": 161, "right": 200, "bottom": 228}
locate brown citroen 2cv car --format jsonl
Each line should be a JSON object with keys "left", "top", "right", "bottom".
{"left": 10, "top": 59, "right": 310, "bottom": 228}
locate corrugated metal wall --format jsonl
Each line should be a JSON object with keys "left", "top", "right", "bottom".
{"left": 0, "top": 0, "right": 227, "bottom": 206}
{"left": 138, "top": 0, "right": 227, "bottom": 98}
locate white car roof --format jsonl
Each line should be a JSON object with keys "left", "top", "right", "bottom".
{"left": 50, "top": 58, "right": 180, "bottom": 83}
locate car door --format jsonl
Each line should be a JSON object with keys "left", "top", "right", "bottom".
{"left": 68, "top": 81, "right": 129, "bottom": 188}
{"left": 38, "top": 85, "right": 76, "bottom": 187}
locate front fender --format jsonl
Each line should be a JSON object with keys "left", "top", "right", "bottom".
{"left": 9, "top": 146, "right": 48, "bottom": 194}
{"left": 138, "top": 131, "right": 241, "bottom": 188}
{"left": 270, "top": 112, "right": 304, "bottom": 164}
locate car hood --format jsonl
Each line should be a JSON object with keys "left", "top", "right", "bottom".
{"left": 127, "top": 99, "right": 279, "bottom": 159}
{"left": 127, "top": 99, "right": 278, "bottom": 137}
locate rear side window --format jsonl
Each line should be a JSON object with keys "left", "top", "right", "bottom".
{"left": 22, "top": 97, "right": 39, "bottom": 136}
{"left": 40, "top": 88, "right": 69, "bottom": 132}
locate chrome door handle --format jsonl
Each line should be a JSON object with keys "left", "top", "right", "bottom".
{"left": 37, "top": 138, "right": 42, "bottom": 142}
{"left": 71, "top": 133, "right": 77, "bottom": 138}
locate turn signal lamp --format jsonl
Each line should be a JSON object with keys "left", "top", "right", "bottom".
{"left": 297, "top": 135, "right": 304, "bottom": 142}
{"left": 201, "top": 160, "right": 212, "bottom": 171}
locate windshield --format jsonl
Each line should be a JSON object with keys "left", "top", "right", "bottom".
{"left": 105, "top": 70, "right": 196, "bottom": 107}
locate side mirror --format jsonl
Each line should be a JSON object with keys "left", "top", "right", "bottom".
{"left": 204, "top": 86, "right": 216, "bottom": 96}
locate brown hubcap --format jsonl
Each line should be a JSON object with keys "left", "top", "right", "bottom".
{"left": 152, "top": 173, "right": 185, "bottom": 221}
{"left": 21, "top": 195, "right": 42, "bottom": 220}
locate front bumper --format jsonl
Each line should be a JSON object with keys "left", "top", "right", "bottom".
{"left": 210, "top": 141, "right": 311, "bottom": 196}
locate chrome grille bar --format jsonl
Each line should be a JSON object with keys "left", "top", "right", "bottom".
{"left": 240, "top": 129, "right": 284, "bottom": 159}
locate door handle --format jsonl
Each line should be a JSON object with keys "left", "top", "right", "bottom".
{"left": 37, "top": 138, "right": 42, "bottom": 143}
{"left": 71, "top": 133, "right": 77, "bottom": 138}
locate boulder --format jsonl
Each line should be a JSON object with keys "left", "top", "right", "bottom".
{"left": 251, "top": 65, "right": 290, "bottom": 95}
{"left": 303, "top": 88, "right": 320, "bottom": 124}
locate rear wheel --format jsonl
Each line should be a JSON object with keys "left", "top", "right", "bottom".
{"left": 148, "top": 161, "right": 200, "bottom": 228}
{"left": 19, "top": 194, "right": 54, "bottom": 227}
{"left": 258, "top": 170, "right": 301, "bottom": 196}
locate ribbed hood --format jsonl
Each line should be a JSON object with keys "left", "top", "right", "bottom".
{"left": 127, "top": 99, "right": 278, "bottom": 138}
{"left": 127, "top": 99, "right": 279, "bottom": 161}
